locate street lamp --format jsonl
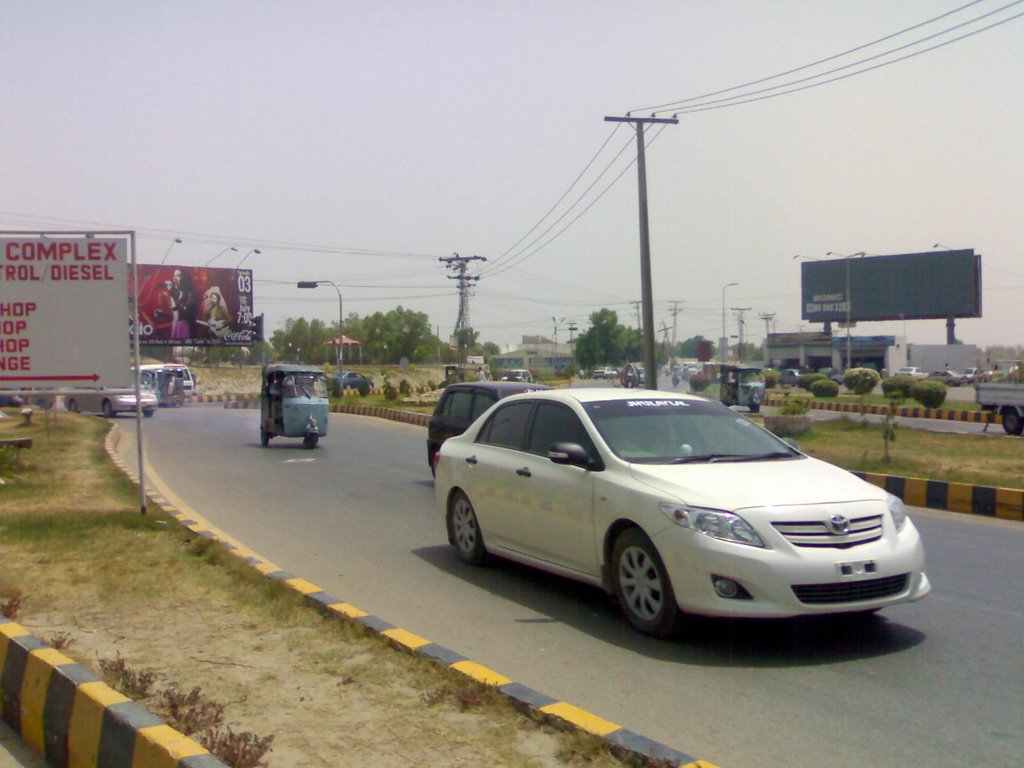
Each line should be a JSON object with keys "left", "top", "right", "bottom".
{"left": 236, "top": 248, "right": 261, "bottom": 268}
{"left": 721, "top": 282, "right": 738, "bottom": 363}
{"left": 205, "top": 246, "right": 238, "bottom": 267}
{"left": 159, "top": 238, "right": 183, "bottom": 265}
{"left": 297, "top": 280, "right": 344, "bottom": 369}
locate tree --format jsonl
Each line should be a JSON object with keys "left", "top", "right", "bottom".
{"left": 574, "top": 309, "right": 627, "bottom": 370}
{"left": 676, "top": 335, "right": 716, "bottom": 361}
{"left": 270, "top": 317, "right": 334, "bottom": 364}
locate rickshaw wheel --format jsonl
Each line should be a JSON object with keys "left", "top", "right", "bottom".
{"left": 260, "top": 429, "right": 270, "bottom": 447}
{"left": 303, "top": 434, "right": 319, "bottom": 449}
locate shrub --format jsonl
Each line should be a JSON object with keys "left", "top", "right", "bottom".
{"left": 797, "top": 373, "right": 826, "bottom": 391}
{"left": 357, "top": 380, "right": 371, "bottom": 397}
{"left": 688, "top": 373, "right": 710, "bottom": 392}
{"left": 398, "top": 378, "right": 412, "bottom": 396}
{"left": 382, "top": 377, "right": 398, "bottom": 401}
{"left": 762, "top": 369, "right": 780, "bottom": 389}
{"left": 911, "top": 380, "right": 947, "bottom": 408}
{"left": 810, "top": 378, "right": 839, "bottom": 398}
{"left": 882, "top": 375, "right": 916, "bottom": 399}
{"left": 778, "top": 391, "right": 811, "bottom": 416}
{"left": 843, "top": 367, "right": 881, "bottom": 395}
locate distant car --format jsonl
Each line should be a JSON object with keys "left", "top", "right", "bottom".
{"left": 592, "top": 367, "right": 618, "bottom": 380}
{"left": 435, "top": 388, "right": 930, "bottom": 637}
{"left": 927, "top": 370, "right": 965, "bottom": 386}
{"left": 962, "top": 367, "right": 980, "bottom": 384}
{"left": 779, "top": 369, "right": 802, "bottom": 387}
{"left": 897, "top": 366, "right": 928, "bottom": 379}
{"left": 817, "top": 368, "right": 845, "bottom": 385}
{"left": 332, "top": 371, "right": 372, "bottom": 391}
{"left": 501, "top": 369, "right": 534, "bottom": 383}
{"left": 65, "top": 388, "right": 158, "bottom": 418}
{"left": 427, "top": 380, "right": 551, "bottom": 474}
{"left": 0, "top": 393, "right": 25, "bottom": 407}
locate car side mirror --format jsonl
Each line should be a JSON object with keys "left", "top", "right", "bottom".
{"left": 548, "top": 442, "right": 602, "bottom": 471}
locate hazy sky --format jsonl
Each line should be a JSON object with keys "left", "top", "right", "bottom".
{"left": 2, "top": 1, "right": 1021, "bottom": 353}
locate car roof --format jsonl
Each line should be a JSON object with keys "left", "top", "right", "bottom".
{"left": 497, "top": 387, "right": 709, "bottom": 406}
{"left": 443, "top": 381, "right": 551, "bottom": 395}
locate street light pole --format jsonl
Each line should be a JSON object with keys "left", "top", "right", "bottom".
{"left": 721, "top": 282, "right": 738, "bottom": 363}
{"left": 159, "top": 238, "right": 182, "bottom": 265}
{"left": 205, "top": 246, "right": 238, "bottom": 267}
{"left": 236, "top": 248, "right": 261, "bottom": 268}
{"left": 297, "top": 280, "right": 344, "bottom": 370}
{"left": 826, "top": 251, "right": 865, "bottom": 369}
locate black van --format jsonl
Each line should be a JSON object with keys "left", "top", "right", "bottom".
{"left": 427, "top": 381, "right": 550, "bottom": 474}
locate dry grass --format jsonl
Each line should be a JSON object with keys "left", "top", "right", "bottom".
{"left": 795, "top": 417, "right": 1024, "bottom": 489}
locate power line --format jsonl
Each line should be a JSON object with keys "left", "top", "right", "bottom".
{"left": 657, "top": 2, "right": 1024, "bottom": 117}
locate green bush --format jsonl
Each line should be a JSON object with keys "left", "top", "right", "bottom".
{"left": 688, "top": 373, "right": 710, "bottom": 392}
{"left": 398, "top": 378, "right": 412, "bottom": 396}
{"left": 382, "top": 377, "right": 399, "bottom": 401}
{"left": 797, "top": 373, "right": 827, "bottom": 391}
{"left": 762, "top": 369, "right": 780, "bottom": 389}
{"left": 778, "top": 392, "right": 811, "bottom": 416}
{"left": 843, "top": 367, "right": 881, "bottom": 395}
{"left": 911, "top": 380, "right": 947, "bottom": 408}
{"left": 810, "top": 378, "right": 839, "bottom": 398}
{"left": 357, "top": 381, "right": 371, "bottom": 397}
{"left": 881, "top": 375, "right": 916, "bottom": 399}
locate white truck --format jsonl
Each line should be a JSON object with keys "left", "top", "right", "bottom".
{"left": 976, "top": 367, "right": 1024, "bottom": 435}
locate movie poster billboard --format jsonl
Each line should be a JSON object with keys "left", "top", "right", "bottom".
{"left": 135, "top": 265, "right": 255, "bottom": 346}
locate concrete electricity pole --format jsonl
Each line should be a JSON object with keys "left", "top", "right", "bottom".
{"left": 731, "top": 306, "right": 751, "bottom": 362}
{"left": 604, "top": 114, "right": 678, "bottom": 389}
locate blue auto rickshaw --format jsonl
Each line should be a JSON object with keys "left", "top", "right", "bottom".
{"left": 260, "top": 364, "right": 329, "bottom": 448}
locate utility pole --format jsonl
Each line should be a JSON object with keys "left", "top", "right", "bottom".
{"left": 439, "top": 253, "right": 486, "bottom": 363}
{"left": 604, "top": 114, "right": 679, "bottom": 389}
{"left": 758, "top": 311, "right": 775, "bottom": 365}
{"left": 669, "top": 300, "right": 682, "bottom": 348}
{"left": 732, "top": 307, "right": 751, "bottom": 362}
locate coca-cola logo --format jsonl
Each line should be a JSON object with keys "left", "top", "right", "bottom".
{"left": 223, "top": 329, "right": 253, "bottom": 342}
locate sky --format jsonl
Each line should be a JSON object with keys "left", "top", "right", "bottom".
{"left": 2, "top": 0, "right": 1021, "bottom": 355}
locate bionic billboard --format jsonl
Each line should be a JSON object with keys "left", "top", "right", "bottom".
{"left": 136, "top": 265, "right": 256, "bottom": 346}
{"left": 800, "top": 249, "right": 981, "bottom": 323}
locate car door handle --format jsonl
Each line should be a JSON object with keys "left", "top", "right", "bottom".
{"left": 516, "top": 467, "right": 532, "bottom": 477}
{"left": 465, "top": 455, "right": 478, "bottom": 465}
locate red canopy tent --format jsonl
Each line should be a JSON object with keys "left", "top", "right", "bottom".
{"left": 325, "top": 335, "right": 362, "bottom": 365}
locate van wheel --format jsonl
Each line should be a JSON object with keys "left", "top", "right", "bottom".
{"left": 260, "top": 429, "right": 270, "bottom": 447}
{"left": 66, "top": 399, "right": 79, "bottom": 413}
{"left": 101, "top": 400, "right": 114, "bottom": 418}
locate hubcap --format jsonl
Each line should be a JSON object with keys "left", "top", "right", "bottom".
{"left": 452, "top": 499, "right": 477, "bottom": 553}
{"left": 619, "top": 545, "right": 663, "bottom": 621}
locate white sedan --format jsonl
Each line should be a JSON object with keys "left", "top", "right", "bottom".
{"left": 435, "top": 389, "right": 930, "bottom": 637}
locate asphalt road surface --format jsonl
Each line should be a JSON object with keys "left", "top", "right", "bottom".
{"left": 118, "top": 404, "right": 1021, "bottom": 768}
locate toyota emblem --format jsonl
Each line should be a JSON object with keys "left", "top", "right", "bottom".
{"left": 826, "top": 514, "right": 850, "bottom": 535}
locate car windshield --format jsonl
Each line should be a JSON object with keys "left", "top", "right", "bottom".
{"left": 583, "top": 397, "right": 800, "bottom": 464}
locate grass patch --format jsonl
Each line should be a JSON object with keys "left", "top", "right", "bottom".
{"left": 795, "top": 417, "right": 1024, "bottom": 489}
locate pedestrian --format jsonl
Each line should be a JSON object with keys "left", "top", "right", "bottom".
{"left": 476, "top": 366, "right": 487, "bottom": 381}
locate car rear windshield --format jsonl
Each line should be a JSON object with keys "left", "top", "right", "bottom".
{"left": 583, "top": 398, "right": 798, "bottom": 464}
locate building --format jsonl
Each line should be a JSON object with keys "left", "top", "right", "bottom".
{"left": 765, "top": 331, "right": 907, "bottom": 374}
{"left": 491, "top": 336, "right": 574, "bottom": 374}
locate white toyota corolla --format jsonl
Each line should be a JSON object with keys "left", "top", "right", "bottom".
{"left": 434, "top": 388, "right": 930, "bottom": 637}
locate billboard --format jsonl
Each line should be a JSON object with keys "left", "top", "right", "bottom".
{"left": 1, "top": 234, "right": 131, "bottom": 388}
{"left": 800, "top": 250, "right": 981, "bottom": 323}
{"left": 136, "top": 265, "right": 256, "bottom": 346}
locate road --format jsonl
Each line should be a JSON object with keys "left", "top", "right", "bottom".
{"left": 124, "top": 404, "right": 1022, "bottom": 768}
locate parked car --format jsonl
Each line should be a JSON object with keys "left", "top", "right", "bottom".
{"left": 896, "top": 366, "right": 928, "bottom": 379}
{"left": 435, "top": 388, "right": 930, "bottom": 637}
{"left": 779, "top": 368, "right": 802, "bottom": 386}
{"left": 501, "top": 369, "right": 534, "bottom": 383}
{"left": 817, "top": 367, "right": 845, "bottom": 385}
{"left": 331, "top": 371, "right": 372, "bottom": 392}
{"left": 962, "top": 367, "right": 980, "bottom": 384}
{"left": 926, "top": 370, "right": 965, "bottom": 387}
{"left": 427, "top": 380, "right": 551, "bottom": 474}
{"left": 592, "top": 366, "right": 619, "bottom": 380}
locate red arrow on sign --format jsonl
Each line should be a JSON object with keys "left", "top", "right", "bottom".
{"left": 0, "top": 374, "right": 101, "bottom": 382}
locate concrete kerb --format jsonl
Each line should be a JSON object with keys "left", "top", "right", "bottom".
{"left": 102, "top": 420, "right": 718, "bottom": 768}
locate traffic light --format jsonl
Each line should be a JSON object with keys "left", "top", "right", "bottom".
{"left": 253, "top": 314, "right": 264, "bottom": 342}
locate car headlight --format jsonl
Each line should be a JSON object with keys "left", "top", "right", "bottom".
{"left": 659, "top": 502, "right": 765, "bottom": 547}
{"left": 887, "top": 493, "right": 908, "bottom": 532}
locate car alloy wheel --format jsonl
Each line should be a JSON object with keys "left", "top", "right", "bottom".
{"left": 447, "top": 490, "right": 486, "bottom": 565}
{"left": 612, "top": 528, "right": 681, "bottom": 638}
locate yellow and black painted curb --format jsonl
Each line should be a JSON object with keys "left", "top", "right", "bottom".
{"left": 853, "top": 472, "right": 1023, "bottom": 522}
{"left": 101, "top": 425, "right": 719, "bottom": 768}
{"left": 763, "top": 395, "right": 1001, "bottom": 425}
{"left": 0, "top": 618, "right": 225, "bottom": 768}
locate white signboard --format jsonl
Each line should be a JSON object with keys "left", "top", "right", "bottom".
{"left": 0, "top": 235, "right": 130, "bottom": 388}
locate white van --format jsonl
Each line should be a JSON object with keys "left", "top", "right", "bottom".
{"left": 134, "top": 364, "right": 197, "bottom": 396}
